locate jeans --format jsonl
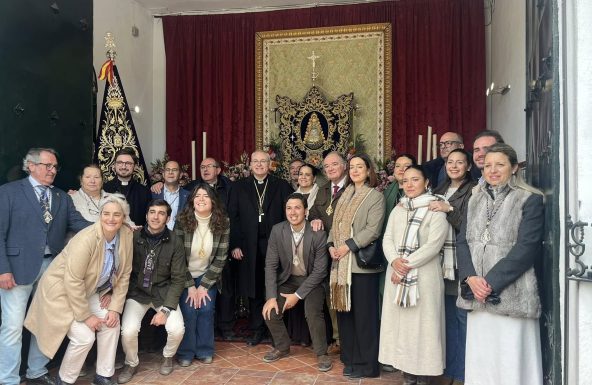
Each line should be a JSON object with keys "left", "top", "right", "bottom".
{"left": 177, "top": 275, "right": 217, "bottom": 360}
{"left": 0, "top": 258, "right": 51, "bottom": 385}
{"left": 443, "top": 294, "right": 467, "bottom": 381}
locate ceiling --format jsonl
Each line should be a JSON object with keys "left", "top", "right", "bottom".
{"left": 134, "top": 0, "right": 382, "bottom": 15}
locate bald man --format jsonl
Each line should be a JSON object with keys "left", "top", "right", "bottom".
{"left": 228, "top": 150, "right": 293, "bottom": 346}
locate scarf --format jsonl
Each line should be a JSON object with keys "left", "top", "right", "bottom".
{"left": 329, "top": 184, "right": 373, "bottom": 312}
{"left": 393, "top": 193, "right": 455, "bottom": 307}
{"left": 296, "top": 183, "right": 319, "bottom": 218}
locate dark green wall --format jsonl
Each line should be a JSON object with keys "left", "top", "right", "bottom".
{"left": 0, "top": 0, "right": 94, "bottom": 189}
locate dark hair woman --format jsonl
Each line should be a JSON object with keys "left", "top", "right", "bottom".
{"left": 457, "top": 143, "right": 544, "bottom": 385}
{"left": 175, "top": 182, "right": 230, "bottom": 365}
{"left": 379, "top": 165, "right": 453, "bottom": 385}
{"left": 429, "top": 148, "right": 477, "bottom": 384}
{"left": 328, "top": 153, "right": 385, "bottom": 378}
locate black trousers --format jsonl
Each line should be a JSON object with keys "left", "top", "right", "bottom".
{"left": 248, "top": 235, "right": 269, "bottom": 331}
{"left": 336, "top": 272, "right": 380, "bottom": 377}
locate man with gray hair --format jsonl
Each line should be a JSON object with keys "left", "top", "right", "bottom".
{"left": 0, "top": 148, "right": 90, "bottom": 385}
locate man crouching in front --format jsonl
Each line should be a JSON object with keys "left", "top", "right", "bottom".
{"left": 262, "top": 193, "right": 332, "bottom": 372}
{"left": 118, "top": 199, "right": 188, "bottom": 383}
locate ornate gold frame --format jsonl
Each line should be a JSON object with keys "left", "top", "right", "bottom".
{"left": 255, "top": 23, "right": 392, "bottom": 161}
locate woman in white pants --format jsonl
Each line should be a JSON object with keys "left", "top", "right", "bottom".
{"left": 24, "top": 194, "right": 133, "bottom": 385}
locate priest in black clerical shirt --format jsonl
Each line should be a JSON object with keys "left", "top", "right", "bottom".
{"left": 228, "top": 150, "right": 293, "bottom": 346}
{"left": 103, "top": 147, "right": 152, "bottom": 226}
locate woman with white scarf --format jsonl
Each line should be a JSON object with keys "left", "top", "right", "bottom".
{"left": 295, "top": 163, "right": 319, "bottom": 218}
{"left": 379, "top": 165, "right": 452, "bottom": 385}
{"left": 328, "top": 153, "right": 385, "bottom": 379}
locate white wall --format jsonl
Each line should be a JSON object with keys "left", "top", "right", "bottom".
{"left": 565, "top": 0, "right": 592, "bottom": 383}
{"left": 486, "top": 0, "right": 526, "bottom": 160}
{"left": 94, "top": 0, "right": 165, "bottom": 165}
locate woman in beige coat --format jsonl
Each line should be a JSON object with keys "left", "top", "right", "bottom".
{"left": 24, "top": 194, "right": 133, "bottom": 385}
{"left": 379, "top": 165, "right": 450, "bottom": 385}
{"left": 328, "top": 153, "right": 385, "bottom": 379}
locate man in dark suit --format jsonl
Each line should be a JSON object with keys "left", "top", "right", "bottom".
{"left": 228, "top": 150, "right": 293, "bottom": 346}
{"left": 103, "top": 147, "right": 152, "bottom": 226}
{"left": 151, "top": 160, "right": 190, "bottom": 230}
{"left": 308, "top": 151, "right": 348, "bottom": 354}
{"left": 0, "top": 148, "right": 90, "bottom": 385}
{"left": 262, "top": 193, "right": 332, "bottom": 372}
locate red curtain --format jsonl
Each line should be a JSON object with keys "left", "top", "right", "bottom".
{"left": 162, "top": 0, "right": 485, "bottom": 166}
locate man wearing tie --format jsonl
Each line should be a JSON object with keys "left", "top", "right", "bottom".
{"left": 0, "top": 148, "right": 90, "bottom": 385}
{"left": 308, "top": 151, "right": 348, "bottom": 355}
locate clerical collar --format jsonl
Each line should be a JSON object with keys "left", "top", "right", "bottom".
{"left": 254, "top": 175, "right": 268, "bottom": 184}
{"left": 118, "top": 177, "right": 131, "bottom": 186}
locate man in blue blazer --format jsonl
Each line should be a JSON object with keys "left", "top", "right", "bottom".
{"left": 151, "top": 160, "right": 190, "bottom": 230}
{"left": 0, "top": 148, "right": 90, "bottom": 385}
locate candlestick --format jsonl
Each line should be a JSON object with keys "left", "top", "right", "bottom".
{"left": 426, "top": 126, "right": 432, "bottom": 162}
{"left": 418, "top": 135, "right": 423, "bottom": 165}
{"left": 191, "top": 140, "right": 196, "bottom": 180}
{"left": 202, "top": 132, "right": 207, "bottom": 160}
{"left": 432, "top": 133, "right": 438, "bottom": 160}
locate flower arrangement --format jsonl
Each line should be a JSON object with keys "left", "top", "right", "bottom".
{"left": 149, "top": 153, "right": 191, "bottom": 186}
{"left": 223, "top": 152, "right": 251, "bottom": 181}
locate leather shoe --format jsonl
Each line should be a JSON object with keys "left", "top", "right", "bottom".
{"left": 160, "top": 356, "right": 174, "bottom": 375}
{"left": 198, "top": 356, "right": 213, "bottom": 364}
{"left": 117, "top": 364, "right": 138, "bottom": 384}
{"left": 382, "top": 364, "right": 397, "bottom": 372}
{"left": 327, "top": 341, "right": 341, "bottom": 355}
{"left": 177, "top": 358, "right": 192, "bottom": 367}
{"left": 27, "top": 374, "right": 56, "bottom": 385}
{"left": 262, "top": 348, "right": 290, "bottom": 363}
{"left": 342, "top": 366, "right": 353, "bottom": 376}
{"left": 317, "top": 354, "right": 333, "bottom": 372}
{"left": 92, "top": 375, "right": 117, "bottom": 385}
{"left": 54, "top": 377, "right": 73, "bottom": 385}
{"left": 246, "top": 329, "right": 266, "bottom": 346}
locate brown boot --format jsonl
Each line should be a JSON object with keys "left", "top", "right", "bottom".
{"left": 117, "top": 365, "right": 137, "bottom": 384}
{"left": 160, "top": 356, "right": 174, "bottom": 375}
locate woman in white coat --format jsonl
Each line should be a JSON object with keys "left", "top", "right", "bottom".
{"left": 379, "top": 165, "right": 451, "bottom": 385}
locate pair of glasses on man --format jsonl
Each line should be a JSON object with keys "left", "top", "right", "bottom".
{"left": 35, "top": 162, "right": 60, "bottom": 171}
{"left": 438, "top": 141, "right": 462, "bottom": 148}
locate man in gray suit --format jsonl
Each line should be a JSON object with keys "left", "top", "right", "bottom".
{"left": 0, "top": 148, "right": 90, "bottom": 385}
{"left": 262, "top": 193, "right": 332, "bottom": 372}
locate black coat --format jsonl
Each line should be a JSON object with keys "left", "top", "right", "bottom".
{"left": 184, "top": 174, "right": 232, "bottom": 208}
{"left": 228, "top": 175, "right": 293, "bottom": 297}
{"left": 103, "top": 178, "right": 152, "bottom": 226}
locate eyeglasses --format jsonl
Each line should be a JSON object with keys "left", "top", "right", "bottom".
{"left": 438, "top": 141, "right": 462, "bottom": 148}
{"left": 35, "top": 162, "right": 60, "bottom": 171}
{"left": 251, "top": 160, "right": 269, "bottom": 165}
{"left": 164, "top": 168, "right": 179, "bottom": 173}
{"left": 200, "top": 164, "right": 219, "bottom": 170}
{"left": 115, "top": 161, "right": 134, "bottom": 167}
{"left": 322, "top": 162, "right": 342, "bottom": 169}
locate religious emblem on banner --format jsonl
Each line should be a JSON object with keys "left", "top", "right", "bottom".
{"left": 93, "top": 32, "right": 150, "bottom": 185}
{"left": 275, "top": 51, "right": 354, "bottom": 172}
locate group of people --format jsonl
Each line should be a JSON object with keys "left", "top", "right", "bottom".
{"left": 0, "top": 128, "right": 545, "bottom": 385}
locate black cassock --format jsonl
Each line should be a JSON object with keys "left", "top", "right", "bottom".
{"left": 228, "top": 174, "right": 293, "bottom": 299}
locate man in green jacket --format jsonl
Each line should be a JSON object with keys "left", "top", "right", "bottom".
{"left": 118, "top": 199, "right": 189, "bottom": 383}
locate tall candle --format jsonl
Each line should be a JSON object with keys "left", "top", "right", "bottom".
{"left": 191, "top": 140, "right": 196, "bottom": 180}
{"left": 418, "top": 135, "right": 423, "bottom": 165}
{"left": 202, "top": 132, "right": 207, "bottom": 160}
{"left": 426, "top": 126, "right": 432, "bottom": 162}
{"left": 432, "top": 133, "right": 438, "bottom": 159}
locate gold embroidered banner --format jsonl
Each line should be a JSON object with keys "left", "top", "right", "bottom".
{"left": 255, "top": 23, "right": 392, "bottom": 161}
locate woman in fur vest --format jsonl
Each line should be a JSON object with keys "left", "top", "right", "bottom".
{"left": 456, "top": 143, "right": 545, "bottom": 385}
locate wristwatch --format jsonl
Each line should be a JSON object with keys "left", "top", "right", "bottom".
{"left": 160, "top": 308, "right": 171, "bottom": 317}
{"left": 448, "top": 205, "right": 454, "bottom": 213}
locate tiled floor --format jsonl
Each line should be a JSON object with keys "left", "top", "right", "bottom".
{"left": 66, "top": 341, "right": 404, "bottom": 385}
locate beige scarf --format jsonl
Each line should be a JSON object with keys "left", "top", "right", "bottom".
{"left": 329, "top": 184, "right": 373, "bottom": 311}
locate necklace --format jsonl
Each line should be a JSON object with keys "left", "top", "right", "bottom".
{"left": 481, "top": 188, "right": 510, "bottom": 243}
{"left": 253, "top": 179, "right": 268, "bottom": 223}
{"left": 195, "top": 213, "right": 212, "bottom": 258}
{"left": 81, "top": 189, "right": 101, "bottom": 216}
{"left": 290, "top": 225, "right": 305, "bottom": 266}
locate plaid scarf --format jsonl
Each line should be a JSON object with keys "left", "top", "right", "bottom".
{"left": 393, "top": 193, "right": 455, "bottom": 307}
{"left": 329, "top": 184, "right": 373, "bottom": 312}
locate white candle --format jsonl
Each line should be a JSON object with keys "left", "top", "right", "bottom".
{"left": 418, "top": 135, "right": 423, "bottom": 165}
{"left": 191, "top": 140, "right": 196, "bottom": 180}
{"left": 202, "top": 132, "right": 207, "bottom": 160}
{"left": 426, "top": 126, "right": 432, "bottom": 162}
{"left": 432, "top": 133, "right": 438, "bottom": 159}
